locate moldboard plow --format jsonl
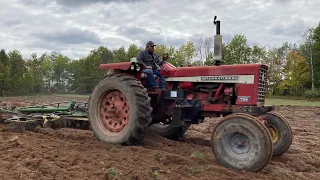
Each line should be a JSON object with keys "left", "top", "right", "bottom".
{"left": 0, "top": 101, "right": 90, "bottom": 132}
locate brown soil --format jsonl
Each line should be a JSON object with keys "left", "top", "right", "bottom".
{"left": 0, "top": 95, "right": 320, "bottom": 180}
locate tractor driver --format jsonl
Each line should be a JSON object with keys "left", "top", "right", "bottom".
{"left": 136, "top": 41, "right": 166, "bottom": 91}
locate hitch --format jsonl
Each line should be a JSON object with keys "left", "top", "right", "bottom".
{"left": 172, "top": 100, "right": 202, "bottom": 127}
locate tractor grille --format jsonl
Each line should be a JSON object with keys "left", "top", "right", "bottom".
{"left": 258, "top": 67, "right": 267, "bottom": 103}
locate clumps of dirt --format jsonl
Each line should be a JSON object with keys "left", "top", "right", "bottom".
{"left": 1, "top": 95, "right": 320, "bottom": 179}
{"left": 0, "top": 134, "right": 24, "bottom": 151}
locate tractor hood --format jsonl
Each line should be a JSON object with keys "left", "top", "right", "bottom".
{"left": 163, "top": 63, "right": 267, "bottom": 77}
{"left": 162, "top": 63, "right": 267, "bottom": 84}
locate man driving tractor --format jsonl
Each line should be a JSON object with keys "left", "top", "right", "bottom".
{"left": 136, "top": 41, "right": 167, "bottom": 91}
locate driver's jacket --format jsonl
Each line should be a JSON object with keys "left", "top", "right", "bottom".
{"left": 136, "top": 50, "right": 164, "bottom": 69}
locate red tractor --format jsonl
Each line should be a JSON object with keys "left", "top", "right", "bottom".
{"left": 88, "top": 16, "right": 293, "bottom": 172}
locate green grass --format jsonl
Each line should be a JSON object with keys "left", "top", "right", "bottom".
{"left": 265, "top": 97, "right": 320, "bottom": 106}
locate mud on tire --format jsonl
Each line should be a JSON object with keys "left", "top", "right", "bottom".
{"left": 211, "top": 113, "right": 273, "bottom": 172}
{"left": 88, "top": 73, "right": 152, "bottom": 145}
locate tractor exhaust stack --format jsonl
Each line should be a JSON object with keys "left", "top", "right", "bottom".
{"left": 213, "top": 16, "right": 222, "bottom": 66}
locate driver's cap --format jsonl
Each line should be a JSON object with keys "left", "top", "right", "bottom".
{"left": 146, "top": 41, "right": 156, "bottom": 46}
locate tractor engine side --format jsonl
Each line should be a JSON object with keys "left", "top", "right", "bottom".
{"left": 155, "top": 62, "right": 271, "bottom": 126}
{"left": 179, "top": 65, "right": 267, "bottom": 107}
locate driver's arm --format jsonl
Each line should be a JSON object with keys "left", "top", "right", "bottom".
{"left": 136, "top": 51, "right": 147, "bottom": 67}
{"left": 155, "top": 55, "right": 164, "bottom": 66}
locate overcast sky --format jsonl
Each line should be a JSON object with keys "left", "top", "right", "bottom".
{"left": 0, "top": 0, "right": 319, "bottom": 59}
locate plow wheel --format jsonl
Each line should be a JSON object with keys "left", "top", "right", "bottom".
{"left": 261, "top": 112, "right": 293, "bottom": 156}
{"left": 88, "top": 73, "right": 152, "bottom": 145}
{"left": 211, "top": 113, "right": 273, "bottom": 172}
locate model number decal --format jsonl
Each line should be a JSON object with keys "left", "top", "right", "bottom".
{"left": 238, "top": 96, "right": 250, "bottom": 102}
{"left": 170, "top": 91, "right": 177, "bottom": 98}
{"left": 200, "top": 76, "right": 239, "bottom": 81}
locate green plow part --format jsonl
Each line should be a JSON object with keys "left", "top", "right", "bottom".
{"left": 19, "top": 101, "right": 76, "bottom": 113}
{"left": 0, "top": 100, "right": 90, "bottom": 131}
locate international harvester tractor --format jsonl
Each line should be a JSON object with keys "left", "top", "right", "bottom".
{"left": 88, "top": 16, "right": 293, "bottom": 172}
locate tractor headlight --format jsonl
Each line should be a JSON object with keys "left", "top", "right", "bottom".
{"left": 131, "top": 64, "right": 135, "bottom": 70}
{"left": 136, "top": 66, "right": 140, "bottom": 71}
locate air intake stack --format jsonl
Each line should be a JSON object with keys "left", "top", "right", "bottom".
{"left": 213, "top": 16, "right": 222, "bottom": 66}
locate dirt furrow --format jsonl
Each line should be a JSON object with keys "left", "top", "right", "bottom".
{"left": 0, "top": 95, "right": 320, "bottom": 179}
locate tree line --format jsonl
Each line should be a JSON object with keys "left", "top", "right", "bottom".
{"left": 0, "top": 22, "right": 320, "bottom": 98}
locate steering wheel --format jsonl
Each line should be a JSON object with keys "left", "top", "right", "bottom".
{"left": 154, "top": 53, "right": 169, "bottom": 72}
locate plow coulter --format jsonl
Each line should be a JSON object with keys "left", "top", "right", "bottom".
{"left": 0, "top": 101, "right": 90, "bottom": 132}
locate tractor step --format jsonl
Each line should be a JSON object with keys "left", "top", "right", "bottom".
{"left": 172, "top": 100, "right": 202, "bottom": 127}
{"left": 175, "top": 100, "right": 193, "bottom": 108}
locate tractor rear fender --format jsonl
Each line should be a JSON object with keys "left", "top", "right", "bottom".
{"left": 99, "top": 62, "right": 142, "bottom": 71}
{"left": 99, "top": 62, "right": 144, "bottom": 79}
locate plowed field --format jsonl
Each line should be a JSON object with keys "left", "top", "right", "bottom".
{"left": 0, "top": 95, "right": 320, "bottom": 180}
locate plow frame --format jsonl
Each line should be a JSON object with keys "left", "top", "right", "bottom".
{"left": 0, "top": 100, "right": 90, "bottom": 132}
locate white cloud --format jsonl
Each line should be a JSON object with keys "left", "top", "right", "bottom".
{"left": 0, "top": 0, "right": 319, "bottom": 59}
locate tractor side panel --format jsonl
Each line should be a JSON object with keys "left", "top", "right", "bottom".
{"left": 235, "top": 84, "right": 257, "bottom": 105}
{"left": 234, "top": 66, "right": 267, "bottom": 106}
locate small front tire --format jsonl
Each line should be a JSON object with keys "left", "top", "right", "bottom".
{"left": 262, "top": 112, "right": 293, "bottom": 156}
{"left": 211, "top": 113, "right": 273, "bottom": 172}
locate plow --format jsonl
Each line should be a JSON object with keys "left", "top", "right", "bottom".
{"left": 0, "top": 16, "right": 293, "bottom": 173}
{"left": 0, "top": 101, "right": 90, "bottom": 132}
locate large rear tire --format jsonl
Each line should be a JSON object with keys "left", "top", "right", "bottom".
{"left": 262, "top": 111, "right": 293, "bottom": 156}
{"left": 88, "top": 73, "right": 152, "bottom": 145}
{"left": 211, "top": 113, "right": 273, "bottom": 172}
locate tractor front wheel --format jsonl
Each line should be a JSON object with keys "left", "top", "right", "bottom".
{"left": 211, "top": 113, "right": 273, "bottom": 172}
{"left": 88, "top": 73, "right": 152, "bottom": 145}
{"left": 262, "top": 112, "right": 293, "bottom": 156}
